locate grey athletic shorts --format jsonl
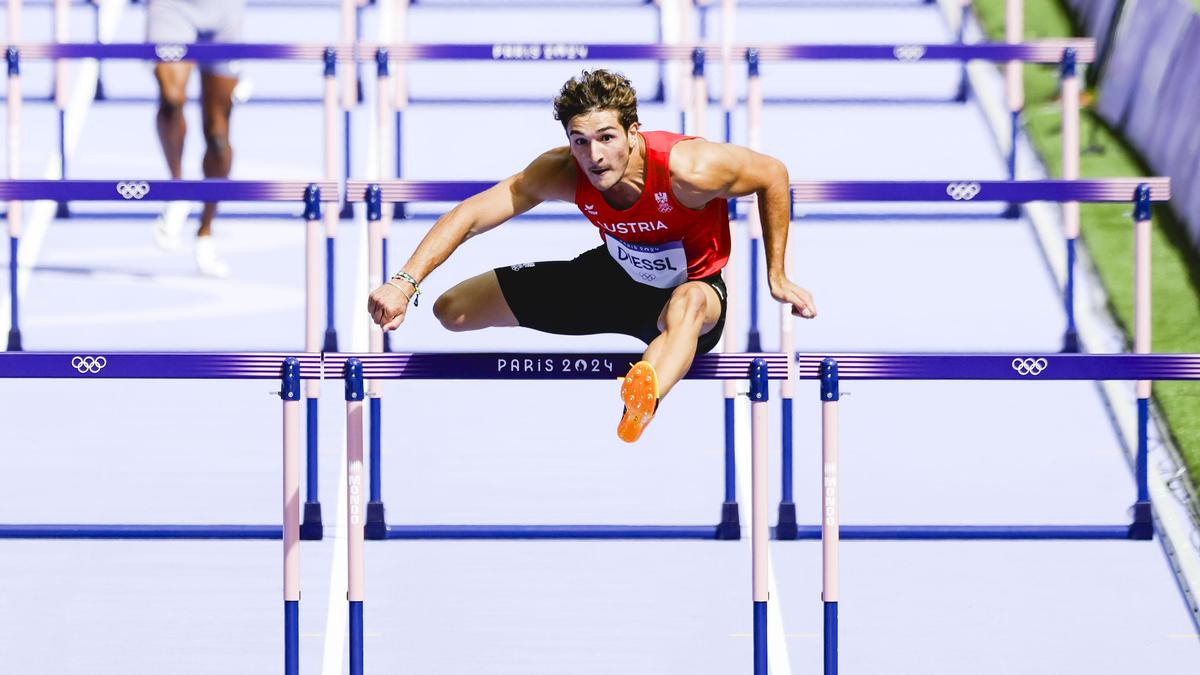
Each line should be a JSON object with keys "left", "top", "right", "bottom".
{"left": 146, "top": 0, "right": 246, "bottom": 78}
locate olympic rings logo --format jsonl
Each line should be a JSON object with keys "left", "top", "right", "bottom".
{"left": 946, "top": 182, "right": 981, "bottom": 201}
{"left": 71, "top": 356, "right": 108, "bottom": 374}
{"left": 155, "top": 44, "right": 187, "bottom": 62}
{"left": 893, "top": 45, "right": 926, "bottom": 61}
{"left": 116, "top": 182, "right": 150, "bottom": 200}
{"left": 1011, "top": 358, "right": 1048, "bottom": 376}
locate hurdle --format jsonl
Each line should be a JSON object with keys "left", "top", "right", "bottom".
{"left": 0, "top": 43, "right": 356, "bottom": 229}
{"left": 739, "top": 39, "right": 1095, "bottom": 352}
{"left": 0, "top": 351, "right": 321, "bottom": 674}
{"left": 770, "top": 179, "right": 1171, "bottom": 540}
{"left": 24, "top": 0, "right": 363, "bottom": 103}
{"left": 329, "top": 352, "right": 781, "bottom": 673}
{"left": 0, "top": 178, "right": 338, "bottom": 539}
{"left": 812, "top": 351, "right": 1200, "bottom": 674}
{"left": 387, "top": 0, "right": 672, "bottom": 103}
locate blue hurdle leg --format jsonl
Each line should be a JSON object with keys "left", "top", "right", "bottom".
{"left": 1130, "top": 397, "right": 1153, "bottom": 539}
{"left": 824, "top": 601, "right": 838, "bottom": 675}
{"left": 366, "top": 397, "right": 387, "bottom": 539}
{"left": 56, "top": 110, "right": 70, "bottom": 219}
{"left": 381, "top": 242, "right": 393, "bottom": 353}
{"left": 393, "top": 110, "right": 406, "bottom": 220}
{"left": 1004, "top": 110, "right": 1020, "bottom": 218}
{"left": 7, "top": 234, "right": 21, "bottom": 351}
{"left": 301, "top": 397, "right": 323, "bottom": 540}
{"left": 717, "top": 396, "right": 741, "bottom": 539}
{"left": 754, "top": 601, "right": 768, "bottom": 675}
{"left": 349, "top": 600, "right": 364, "bottom": 675}
{"left": 1062, "top": 237, "right": 1079, "bottom": 352}
{"left": 285, "top": 600, "right": 299, "bottom": 675}
{"left": 324, "top": 235, "right": 338, "bottom": 352}
{"left": 747, "top": 239, "right": 761, "bottom": 352}
{"left": 340, "top": 110, "right": 354, "bottom": 219}
{"left": 776, "top": 396, "right": 797, "bottom": 539}
{"left": 954, "top": 4, "right": 969, "bottom": 102}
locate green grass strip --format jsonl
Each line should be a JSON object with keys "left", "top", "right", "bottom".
{"left": 971, "top": 0, "right": 1200, "bottom": 490}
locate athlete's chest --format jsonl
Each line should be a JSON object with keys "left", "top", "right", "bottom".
{"left": 579, "top": 190, "right": 692, "bottom": 241}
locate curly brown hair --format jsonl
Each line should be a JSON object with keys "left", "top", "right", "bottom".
{"left": 553, "top": 70, "right": 640, "bottom": 131}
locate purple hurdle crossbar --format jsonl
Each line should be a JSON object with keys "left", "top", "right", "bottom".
{"left": 316, "top": 351, "right": 790, "bottom": 540}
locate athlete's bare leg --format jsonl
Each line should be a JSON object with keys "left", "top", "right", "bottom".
{"left": 617, "top": 281, "right": 722, "bottom": 443}
{"left": 433, "top": 270, "right": 519, "bottom": 331}
{"left": 643, "top": 281, "right": 722, "bottom": 398}
{"left": 154, "top": 62, "right": 194, "bottom": 179}
{"left": 198, "top": 71, "right": 237, "bottom": 237}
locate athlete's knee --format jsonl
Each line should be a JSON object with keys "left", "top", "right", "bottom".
{"left": 203, "top": 130, "right": 231, "bottom": 155}
{"left": 433, "top": 290, "right": 472, "bottom": 332}
{"left": 157, "top": 91, "right": 186, "bottom": 118}
{"left": 669, "top": 284, "right": 710, "bottom": 325}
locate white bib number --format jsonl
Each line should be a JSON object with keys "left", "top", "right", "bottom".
{"left": 605, "top": 236, "right": 688, "bottom": 289}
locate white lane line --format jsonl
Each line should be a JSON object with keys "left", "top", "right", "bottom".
{"left": 319, "top": 221, "right": 368, "bottom": 675}
{"left": 321, "top": 68, "right": 381, "bottom": 673}
{"left": 0, "top": 0, "right": 129, "bottom": 336}
{"left": 734, "top": 394, "right": 794, "bottom": 675}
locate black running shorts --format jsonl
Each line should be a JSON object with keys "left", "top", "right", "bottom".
{"left": 493, "top": 245, "right": 728, "bottom": 354}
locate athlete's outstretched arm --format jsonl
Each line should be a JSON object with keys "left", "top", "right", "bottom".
{"left": 367, "top": 148, "right": 575, "bottom": 330}
{"left": 671, "top": 141, "right": 816, "bottom": 319}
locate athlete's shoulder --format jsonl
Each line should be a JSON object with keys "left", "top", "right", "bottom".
{"left": 667, "top": 137, "right": 736, "bottom": 192}
{"left": 516, "top": 146, "right": 578, "bottom": 201}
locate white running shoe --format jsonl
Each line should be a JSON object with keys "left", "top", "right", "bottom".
{"left": 232, "top": 77, "right": 254, "bottom": 104}
{"left": 153, "top": 201, "right": 189, "bottom": 250}
{"left": 194, "top": 236, "right": 231, "bottom": 278}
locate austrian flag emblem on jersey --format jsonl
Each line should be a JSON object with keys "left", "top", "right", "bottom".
{"left": 654, "top": 191, "right": 673, "bottom": 213}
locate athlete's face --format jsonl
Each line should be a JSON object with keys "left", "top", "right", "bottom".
{"left": 566, "top": 110, "right": 639, "bottom": 192}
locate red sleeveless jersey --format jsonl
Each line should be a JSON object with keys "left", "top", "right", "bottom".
{"left": 574, "top": 130, "right": 731, "bottom": 280}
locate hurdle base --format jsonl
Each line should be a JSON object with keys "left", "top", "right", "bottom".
{"left": 746, "top": 331, "right": 762, "bottom": 354}
{"left": 392, "top": 202, "right": 406, "bottom": 220}
{"left": 775, "top": 502, "right": 798, "bottom": 540}
{"left": 365, "top": 501, "right": 387, "bottom": 540}
{"left": 1129, "top": 501, "right": 1153, "bottom": 540}
{"left": 1002, "top": 203, "right": 1021, "bottom": 219}
{"left": 6, "top": 328, "right": 22, "bottom": 352}
{"left": 0, "top": 524, "right": 281, "bottom": 539}
{"left": 339, "top": 200, "right": 354, "bottom": 220}
{"left": 323, "top": 328, "right": 339, "bottom": 353}
{"left": 379, "top": 524, "right": 722, "bottom": 540}
{"left": 716, "top": 501, "right": 742, "bottom": 540}
{"left": 300, "top": 501, "right": 323, "bottom": 540}
{"left": 785, "top": 524, "right": 1133, "bottom": 540}
{"left": 55, "top": 202, "right": 70, "bottom": 219}
{"left": 1061, "top": 329, "right": 1080, "bottom": 354}
{"left": 94, "top": 77, "right": 107, "bottom": 102}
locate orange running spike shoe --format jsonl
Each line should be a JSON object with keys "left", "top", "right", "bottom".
{"left": 617, "top": 361, "right": 660, "bottom": 443}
